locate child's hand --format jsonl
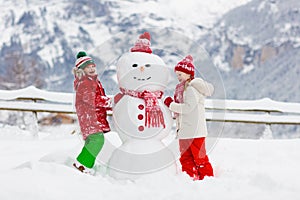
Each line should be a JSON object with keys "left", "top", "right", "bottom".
{"left": 164, "top": 97, "right": 173, "bottom": 107}
{"left": 114, "top": 93, "right": 124, "bottom": 104}
{"left": 97, "top": 96, "right": 112, "bottom": 108}
{"left": 104, "top": 97, "right": 112, "bottom": 108}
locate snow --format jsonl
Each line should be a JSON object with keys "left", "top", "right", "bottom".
{"left": 0, "top": 0, "right": 299, "bottom": 197}
{"left": 0, "top": 86, "right": 74, "bottom": 103}
{"left": 257, "top": 1, "right": 267, "bottom": 12}
{"left": 213, "top": 55, "right": 231, "bottom": 71}
{"left": 242, "top": 64, "right": 255, "bottom": 74}
{"left": 159, "top": 0, "right": 253, "bottom": 28}
{"left": 0, "top": 100, "right": 74, "bottom": 113}
{"left": 37, "top": 40, "right": 64, "bottom": 68}
{"left": 0, "top": 124, "right": 299, "bottom": 200}
{"left": 206, "top": 111, "right": 300, "bottom": 124}
{"left": 257, "top": 1, "right": 279, "bottom": 14}
{"left": 206, "top": 98, "right": 300, "bottom": 114}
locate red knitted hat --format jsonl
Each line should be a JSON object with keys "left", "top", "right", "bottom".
{"left": 130, "top": 32, "right": 152, "bottom": 54}
{"left": 174, "top": 55, "right": 195, "bottom": 77}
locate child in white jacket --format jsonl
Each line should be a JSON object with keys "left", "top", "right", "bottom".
{"left": 164, "top": 55, "right": 214, "bottom": 180}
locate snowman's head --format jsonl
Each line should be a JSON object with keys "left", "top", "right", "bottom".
{"left": 117, "top": 52, "right": 169, "bottom": 91}
{"left": 116, "top": 32, "right": 169, "bottom": 92}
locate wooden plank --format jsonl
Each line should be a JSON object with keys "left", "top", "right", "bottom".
{"left": 1, "top": 86, "right": 300, "bottom": 114}
{"left": 0, "top": 101, "right": 113, "bottom": 115}
{"left": 0, "top": 101, "right": 75, "bottom": 113}
{"left": 206, "top": 98, "right": 300, "bottom": 114}
{"left": 0, "top": 101, "right": 299, "bottom": 124}
{"left": 205, "top": 112, "right": 300, "bottom": 125}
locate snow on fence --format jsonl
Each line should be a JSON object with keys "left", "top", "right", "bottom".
{"left": 0, "top": 86, "right": 300, "bottom": 138}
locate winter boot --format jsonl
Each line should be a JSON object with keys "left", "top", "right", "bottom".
{"left": 196, "top": 162, "right": 214, "bottom": 180}
{"left": 73, "top": 161, "right": 95, "bottom": 175}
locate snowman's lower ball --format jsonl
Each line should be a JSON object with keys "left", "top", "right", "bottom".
{"left": 108, "top": 139, "right": 177, "bottom": 180}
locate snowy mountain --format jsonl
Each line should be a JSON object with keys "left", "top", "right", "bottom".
{"left": 1, "top": 0, "right": 299, "bottom": 137}
{"left": 0, "top": 0, "right": 251, "bottom": 93}
{"left": 196, "top": 0, "right": 300, "bottom": 137}
{"left": 0, "top": 0, "right": 299, "bottom": 100}
{"left": 201, "top": 0, "right": 300, "bottom": 101}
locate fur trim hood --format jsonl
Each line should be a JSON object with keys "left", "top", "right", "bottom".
{"left": 189, "top": 78, "right": 214, "bottom": 97}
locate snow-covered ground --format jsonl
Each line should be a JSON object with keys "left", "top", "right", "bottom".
{"left": 0, "top": 124, "right": 299, "bottom": 200}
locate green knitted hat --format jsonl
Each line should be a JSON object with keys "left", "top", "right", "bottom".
{"left": 75, "top": 51, "right": 95, "bottom": 69}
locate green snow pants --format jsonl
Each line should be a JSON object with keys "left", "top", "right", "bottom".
{"left": 76, "top": 132, "right": 105, "bottom": 168}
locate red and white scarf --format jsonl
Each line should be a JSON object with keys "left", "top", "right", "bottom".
{"left": 174, "top": 80, "right": 187, "bottom": 118}
{"left": 120, "top": 87, "right": 165, "bottom": 128}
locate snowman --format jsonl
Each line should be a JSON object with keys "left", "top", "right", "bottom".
{"left": 108, "top": 32, "right": 175, "bottom": 180}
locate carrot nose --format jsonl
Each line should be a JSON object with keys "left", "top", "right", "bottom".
{"left": 139, "top": 66, "right": 145, "bottom": 72}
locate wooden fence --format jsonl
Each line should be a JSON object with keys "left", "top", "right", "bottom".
{"left": 1, "top": 86, "right": 300, "bottom": 138}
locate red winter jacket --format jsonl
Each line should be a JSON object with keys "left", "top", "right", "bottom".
{"left": 74, "top": 75, "right": 111, "bottom": 140}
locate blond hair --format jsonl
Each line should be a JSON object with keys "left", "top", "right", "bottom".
{"left": 72, "top": 67, "right": 85, "bottom": 79}
{"left": 184, "top": 78, "right": 192, "bottom": 90}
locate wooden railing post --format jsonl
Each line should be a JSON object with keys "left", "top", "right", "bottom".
{"left": 261, "top": 111, "right": 273, "bottom": 139}
{"left": 24, "top": 98, "right": 39, "bottom": 139}
{"left": 31, "top": 110, "right": 39, "bottom": 139}
{"left": 261, "top": 124, "right": 273, "bottom": 139}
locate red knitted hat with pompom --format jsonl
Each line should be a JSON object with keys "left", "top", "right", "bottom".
{"left": 174, "top": 55, "right": 195, "bottom": 77}
{"left": 130, "top": 32, "right": 152, "bottom": 54}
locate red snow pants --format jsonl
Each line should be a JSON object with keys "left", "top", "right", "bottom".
{"left": 179, "top": 137, "right": 214, "bottom": 180}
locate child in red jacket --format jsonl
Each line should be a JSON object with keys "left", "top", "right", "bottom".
{"left": 72, "top": 51, "right": 111, "bottom": 174}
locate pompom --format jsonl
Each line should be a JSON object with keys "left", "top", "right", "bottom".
{"left": 76, "top": 51, "right": 87, "bottom": 59}
{"left": 184, "top": 55, "right": 193, "bottom": 62}
{"left": 139, "top": 32, "right": 151, "bottom": 41}
{"left": 130, "top": 32, "right": 152, "bottom": 53}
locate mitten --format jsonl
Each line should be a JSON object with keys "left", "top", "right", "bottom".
{"left": 114, "top": 93, "right": 124, "bottom": 104}
{"left": 164, "top": 96, "right": 173, "bottom": 107}
{"left": 97, "top": 96, "right": 112, "bottom": 108}
{"left": 104, "top": 97, "right": 112, "bottom": 108}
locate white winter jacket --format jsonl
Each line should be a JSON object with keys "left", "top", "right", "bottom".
{"left": 169, "top": 78, "right": 214, "bottom": 139}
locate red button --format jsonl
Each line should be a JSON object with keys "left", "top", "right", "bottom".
{"left": 138, "top": 114, "right": 143, "bottom": 120}
{"left": 138, "top": 104, "right": 144, "bottom": 110}
{"left": 138, "top": 126, "right": 144, "bottom": 132}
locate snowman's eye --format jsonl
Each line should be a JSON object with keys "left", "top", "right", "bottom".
{"left": 132, "top": 64, "right": 138, "bottom": 68}
{"left": 145, "top": 64, "right": 151, "bottom": 67}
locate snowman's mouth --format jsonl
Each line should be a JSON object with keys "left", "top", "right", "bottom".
{"left": 133, "top": 76, "right": 152, "bottom": 81}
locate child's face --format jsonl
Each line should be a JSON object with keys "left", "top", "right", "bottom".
{"left": 175, "top": 71, "right": 191, "bottom": 83}
{"left": 83, "top": 64, "right": 97, "bottom": 76}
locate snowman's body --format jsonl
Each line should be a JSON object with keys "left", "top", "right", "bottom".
{"left": 109, "top": 52, "right": 176, "bottom": 179}
{"left": 113, "top": 95, "right": 172, "bottom": 144}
